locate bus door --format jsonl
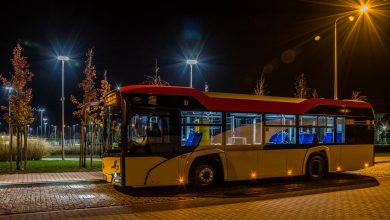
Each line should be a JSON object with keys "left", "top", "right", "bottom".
{"left": 225, "top": 113, "right": 261, "bottom": 181}
{"left": 125, "top": 110, "right": 183, "bottom": 187}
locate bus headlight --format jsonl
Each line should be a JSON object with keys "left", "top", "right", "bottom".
{"left": 112, "top": 172, "right": 120, "bottom": 178}
{"left": 111, "top": 172, "right": 121, "bottom": 184}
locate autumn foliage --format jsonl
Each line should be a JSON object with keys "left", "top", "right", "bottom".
{"left": 70, "top": 48, "right": 99, "bottom": 124}
{"left": 71, "top": 48, "right": 111, "bottom": 167}
{"left": 0, "top": 44, "right": 35, "bottom": 170}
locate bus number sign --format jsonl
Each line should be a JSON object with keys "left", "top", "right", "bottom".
{"left": 105, "top": 93, "right": 119, "bottom": 106}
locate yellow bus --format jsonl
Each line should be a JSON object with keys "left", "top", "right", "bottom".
{"left": 102, "top": 85, "right": 374, "bottom": 190}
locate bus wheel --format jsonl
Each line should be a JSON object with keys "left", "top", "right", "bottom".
{"left": 306, "top": 155, "right": 325, "bottom": 180}
{"left": 192, "top": 162, "right": 217, "bottom": 190}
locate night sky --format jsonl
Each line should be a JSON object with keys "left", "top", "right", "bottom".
{"left": 1, "top": 0, "right": 390, "bottom": 130}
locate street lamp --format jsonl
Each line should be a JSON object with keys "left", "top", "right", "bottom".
{"left": 43, "top": 118, "right": 48, "bottom": 138}
{"left": 58, "top": 55, "right": 69, "bottom": 160}
{"left": 38, "top": 108, "right": 45, "bottom": 137}
{"left": 5, "top": 86, "right": 13, "bottom": 168}
{"left": 334, "top": 5, "right": 369, "bottom": 100}
{"left": 186, "top": 59, "right": 197, "bottom": 88}
{"left": 5, "top": 86, "right": 13, "bottom": 134}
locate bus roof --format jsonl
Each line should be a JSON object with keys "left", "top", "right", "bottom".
{"left": 120, "top": 85, "right": 372, "bottom": 114}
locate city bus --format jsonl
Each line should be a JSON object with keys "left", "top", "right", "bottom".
{"left": 102, "top": 85, "right": 374, "bottom": 189}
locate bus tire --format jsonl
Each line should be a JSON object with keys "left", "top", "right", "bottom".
{"left": 306, "top": 155, "right": 326, "bottom": 181}
{"left": 191, "top": 162, "right": 217, "bottom": 190}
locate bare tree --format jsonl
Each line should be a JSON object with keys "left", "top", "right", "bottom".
{"left": 143, "top": 58, "right": 169, "bottom": 86}
{"left": 351, "top": 91, "right": 367, "bottom": 101}
{"left": 293, "top": 73, "right": 309, "bottom": 98}
{"left": 254, "top": 69, "right": 269, "bottom": 96}
{"left": 311, "top": 89, "right": 319, "bottom": 98}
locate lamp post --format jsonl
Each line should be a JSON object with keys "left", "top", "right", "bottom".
{"left": 53, "top": 125, "right": 57, "bottom": 145}
{"left": 5, "top": 86, "right": 13, "bottom": 134}
{"left": 72, "top": 124, "right": 76, "bottom": 145}
{"left": 43, "top": 118, "right": 48, "bottom": 138}
{"left": 58, "top": 55, "right": 69, "bottom": 160}
{"left": 44, "top": 122, "right": 48, "bottom": 138}
{"left": 186, "top": 59, "right": 197, "bottom": 88}
{"left": 334, "top": 5, "right": 369, "bottom": 100}
{"left": 5, "top": 86, "right": 13, "bottom": 169}
{"left": 38, "top": 108, "right": 45, "bottom": 137}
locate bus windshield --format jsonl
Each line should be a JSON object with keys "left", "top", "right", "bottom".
{"left": 127, "top": 111, "right": 179, "bottom": 153}
{"left": 105, "top": 106, "right": 122, "bottom": 152}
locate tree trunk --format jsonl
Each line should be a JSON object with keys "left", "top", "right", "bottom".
{"left": 83, "top": 126, "right": 87, "bottom": 168}
{"left": 16, "top": 128, "right": 20, "bottom": 170}
{"left": 9, "top": 125, "right": 13, "bottom": 171}
{"left": 90, "top": 124, "right": 94, "bottom": 168}
{"left": 80, "top": 124, "right": 84, "bottom": 168}
{"left": 24, "top": 126, "right": 28, "bottom": 170}
{"left": 98, "top": 127, "right": 102, "bottom": 158}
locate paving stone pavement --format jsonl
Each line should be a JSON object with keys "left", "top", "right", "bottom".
{"left": 1, "top": 175, "right": 390, "bottom": 219}
{"left": 0, "top": 172, "right": 103, "bottom": 185}
{"left": 1, "top": 157, "right": 390, "bottom": 219}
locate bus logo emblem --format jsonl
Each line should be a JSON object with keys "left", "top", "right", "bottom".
{"left": 148, "top": 96, "right": 157, "bottom": 105}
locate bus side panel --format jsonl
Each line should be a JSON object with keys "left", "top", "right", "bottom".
{"left": 340, "top": 144, "right": 374, "bottom": 171}
{"left": 125, "top": 157, "right": 166, "bottom": 187}
{"left": 258, "top": 150, "right": 287, "bottom": 179}
{"left": 225, "top": 147, "right": 258, "bottom": 181}
{"left": 102, "top": 157, "right": 121, "bottom": 183}
{"left": 286, "top": 149, "right": 307, "bottom": 176}
{"left": 146, "top": 157, "right": 180, "bottom": 186}
{"left": 328, "top": 145, "right": 341, "bottom": 172}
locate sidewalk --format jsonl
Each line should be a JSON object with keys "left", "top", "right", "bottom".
{"left": 375, "top": 153, "right": 390, "bottom": 163}
{"left": 0, "top": 172, "right": 104, "bottom": 186}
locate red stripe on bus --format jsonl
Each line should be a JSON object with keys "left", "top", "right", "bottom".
{"left": 120, "top": 85, "right": 372, "bottom": 114}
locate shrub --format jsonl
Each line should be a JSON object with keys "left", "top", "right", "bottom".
{"left": 49, "top": 145, "right": 80, "bottom": 155}
{"left": 0, "top": 136, "right": 50, "bottom": 161}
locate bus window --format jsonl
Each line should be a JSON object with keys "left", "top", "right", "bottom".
{"left": 181, "top": 111, "right": 222, "bottom": 147}
{"left": 265, "top": 114, "right": 296, "bottom": 144}
{"left": 127, "top": 112, "right": 174, "bottom": 153}
{"left": 299, "top": 115, "right": 335, "bottom": 144}
{"left": 226, "top": 112, "right": 262, "bottom": 145}
{"left": 337, "top": 117, "right": 345, "bottom": 144}
{"left": 105, "top": 106, "right": 122, "bottom": 152}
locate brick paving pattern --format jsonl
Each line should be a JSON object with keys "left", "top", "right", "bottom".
{"left": 1, "top": 157, "right": 390, "bottom": 219}
{"left": 134, "top": 177, "right": 390, "bottom": 220}
{"left": 2, "top": 175, "right": 390, "bottom": 219}
{"left": 0, "top": 183, "right": 195, "bottom": 215}
{"left": 0, "top": 172, "right": 103, "bottom": 185}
